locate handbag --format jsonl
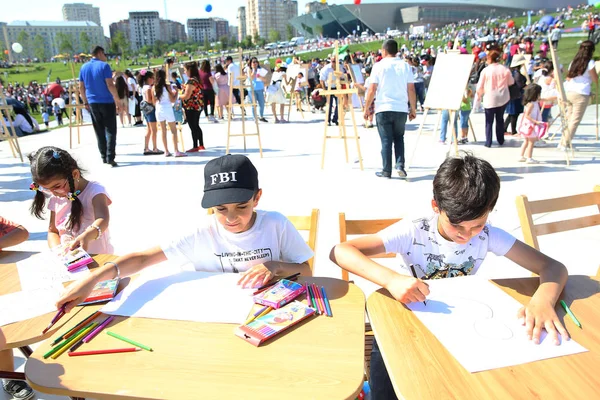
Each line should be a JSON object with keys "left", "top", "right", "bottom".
{"left": 139, "top": 100, "right": 154, "bottom": 114}
{"left": 519, "top": 118, "right": 548, "bottom": 139}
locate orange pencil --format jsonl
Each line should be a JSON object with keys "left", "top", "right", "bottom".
{"left": 63, "top": 311, "right": 101, "bottom": 340}
{"left": 312, "top": 284, "right": 325, "bottom": 314}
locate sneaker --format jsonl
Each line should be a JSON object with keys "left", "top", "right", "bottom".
{"left": 186, "top": 147, "right": 199, "bottom": 153}
{"left": 375, "top": 171, "right": 391, "bottom": 178}
{"left": 438, "top": 140, "right": 446, "bottom": 144}
{"left": 396, "top": 168, "right": 407, "bottom": 178}
{"left": 197, "top": 146, "right": 206, "bottom": 150}
{"left": 212, "top": 117, "right": 219, "bottom": 123}
{"left": 518, "top": 157, "right": 526, "bottom": 162}
{"left": 259, "top": 117, "right": 268, "bottom": 122}
{"left": 2, "top": 380, "right": 35, "bottom": 400}
{"left": 174, "top": 151, "right": 188, "bottom": 157}
{"left": 165, "top": 152, "right": 172, "bottom": 157}
{"left": 526, "top": 158, "right": 539, "bottom": 164}
{"left": 109, "top": 161, "right": 119, "bottom": 167}
{"left": 274, "top": 119, "right": 280, "bottom": 124}
{"left": 460, "top": 138, "right": 468, "bottom": 144}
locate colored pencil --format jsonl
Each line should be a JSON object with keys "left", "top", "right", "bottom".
{"left": 307, "top": 284, "right": 319, "bottom": 314}
{"left": 409, "top": 264, "right": 427, "bottom": 306}
{"left": 44, "top": 322, "right": 94, "bottom": 359}
{"left": 305, "top": 284, "right": 311, "bottom": 305}
{"left": 51, "top": 311, "right": 97, "bottom": 346}
{"left": 42, "top": 305, "right": 66, "bottom": 334}
{"left": 52, "top": 323, "right": 97, "bottom": 359}
{"left": 69, "top": 348, "right": 141, "bottom": 356}
{"left": 83, "top": 316, "right": 114, "bottom": 343}
{"left": 106, "top": 331, "right": 153, "bottom": 352}
{"left": 313, "top": 284, "right": 325, "bottom": 315}
{"left": 560, "top": 300, "right": 582, "bottom": 328}
{"left": 320, "top": 286, "right": 332, "bottom": 317}
{"left": 243, "top": 306, "right": 269, "bottom": 325}
{"left": 63, "top": 311, "right": 101, "bottom": 341}
{"left": 256, "top": 306, "right": 273, "bottom": 319}
{"left": 252, "top": 272, "right": 301, "bottom": 294}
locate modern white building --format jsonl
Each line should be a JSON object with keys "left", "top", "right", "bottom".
{"left": 237, "top": 7, "right": 247, "bottom": 42}
{"left": 62, "top": 3, "right": 101, "bottom": 27}
{"left": 129, "top": 11, "right": 161, "bottom": 51}
{"left": 246, "top": 0, "right": 298, "bottom": 40}
{"left": 187, "top": 18, "right": 217, "bottom": 43}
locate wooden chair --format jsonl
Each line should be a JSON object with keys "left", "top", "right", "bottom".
{"left": 338, "top": 213, "right": 401, "bottom": 380}
{"left": 516, "top": 186, "right": 600, "bottom": 277}
{"left": 207, "top": 208, "right": 319, "bottom": 273}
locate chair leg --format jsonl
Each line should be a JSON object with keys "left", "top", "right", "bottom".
{"left": 0, "top": 371, "right": 25, "bottom": 380}
{"left": 18, "top": 346, "right": 32, "bottom": 358}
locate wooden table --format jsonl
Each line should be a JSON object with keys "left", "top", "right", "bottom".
{"left": 26, "top": 275, "right": 366, "bottom": 400}
{"left": 367, "top": 275, "right": 600, "bottom": 399}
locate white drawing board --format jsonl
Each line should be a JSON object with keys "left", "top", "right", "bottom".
{"left": 423, "top": 53, "right": 474, "bottom": 110}
{"left": 349, "top": 64, "right": 365, "bottom": 84}
{"left": 406, "top": 276, "right": 587, "bottom": 373}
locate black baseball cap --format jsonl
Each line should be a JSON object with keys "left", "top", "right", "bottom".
{"left": 201, "top": 155, "right": 259, "bottom": 208}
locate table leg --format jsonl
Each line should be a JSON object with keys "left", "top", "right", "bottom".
{"left": 18, "top": 346, "right": 32, "bottom": 358}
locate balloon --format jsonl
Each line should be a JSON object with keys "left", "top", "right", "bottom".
{"left": 595, "top": 2, "right": 600, "bottom": 9}
{"left": 205, "top": 4, "right": 212, "bottom": 12}
{"left": 507, "top": 20, "right": 515, "bottom": 28}
{"left": 354, "top": 0, "right": 361, "bottom": 4}
{"left": 3, "top": 50, "right": 8, "bottom": 55}
{"left": 12, "top": 42, "right": 23, "bottom": 53}
{"left": 320, "top": 0, "right": 326, "bottom": 3}
{"left": 540, "top": 15, "right": 555, "bottom": 26}
{"left": 286, "top": 57, "right": 292, "bottom": 64}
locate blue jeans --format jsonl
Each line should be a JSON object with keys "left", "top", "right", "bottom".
{"left": 370, "top": 339, "right": 398, "bottom": 400}
{"left": 414, "top": 82, "right": 425, "bottom": 109}
{"left": 376, "top": 111, "right": 408, "bottom": 173}
{"left": 440, "top": 110, "right": 471, "bottom": 142}
{"left": 541, "top": 107, "right": 552, "bottom": 122}
{"left": 249, "top": 89, "right": 265, "bottom": 118}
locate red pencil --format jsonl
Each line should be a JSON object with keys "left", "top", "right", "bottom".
{"left": 312, "top": 284, "right": 325, "bottom": 314}
{"left": 68, "top": 347, "right": 141, "bottom": 356}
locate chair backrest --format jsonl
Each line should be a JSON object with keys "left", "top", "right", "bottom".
{"left": 338, "top": 212, "right": 401, "bottom": 281}
{"left": 515, "top": 186, "right": 600, "bottom": 251}
{"left": 207, "top": 208, "right": 320, "bottom": 272}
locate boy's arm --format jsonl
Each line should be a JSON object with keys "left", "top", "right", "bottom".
{"left": 237, "top": 261, "right": 311, "bottom": 289}
{"left": 504, "top": 240, "right": 569, "bottom": 345}
{"left": 330, "top": 235, "right": 429, "bottom": 303}
{"left": 0, "top": 224, "right": 29, "bottom": 249}
{"left": 56, "top": 246, "right": 167, "bottom": 312}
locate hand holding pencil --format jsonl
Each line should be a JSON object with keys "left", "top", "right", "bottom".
{"left": 384, "top": 272, "right": 429, "bottom": 305}
{"left": 237, "top": 262, "right": 282, "bottom": 289}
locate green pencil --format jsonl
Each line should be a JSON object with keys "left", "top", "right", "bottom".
{"left": 107, "top": 331, "right": 153, "bottom": 351}
{"left": 560, "top": 300, "right": 582, "bottom": 328}
{"left": 51, "top": 311, "right": 97, "bottom": 346}
{"left": 43, "top": 322, "right": 94, "bottom": 359}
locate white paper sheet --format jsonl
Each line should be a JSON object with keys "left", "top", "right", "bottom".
{"left": 16, "top": 252, "right": 90, "bottom": 291}
{"left": 407, "top": 276, "right": 588, "bottom": 373}
{"left": 0, "top": 286, "right": 63, "bottom": 327}
{"left": 101, "top": 270, "right": 255, "bottom": 324}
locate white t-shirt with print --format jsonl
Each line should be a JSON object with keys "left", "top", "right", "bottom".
{"left": 370, "top": 57, "right": 415, "bottom": 114}
{"left": 377, "top": 214, "right": 516, "bottom": 279}
{"left": 161, "top": 210, "right": 313, "bottom": 273}
{"left": 564, "top": 60, "right": 596, "bottom": 96}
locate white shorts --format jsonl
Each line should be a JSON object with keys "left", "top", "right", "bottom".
{"left": 156, "top": 104, "right": 175, "bottom": 123}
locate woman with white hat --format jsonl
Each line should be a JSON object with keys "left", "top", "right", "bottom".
{"left": 504, "top": 54, "right": 528, "bottom": 135}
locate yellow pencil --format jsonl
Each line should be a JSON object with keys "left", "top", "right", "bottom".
{"left": 51, "top": 323, "right": 97, "bottom": 359}
{"left": 255, "top": 306, "right": 272, "bottom": 319}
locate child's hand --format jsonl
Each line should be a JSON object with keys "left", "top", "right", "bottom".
{"left": 237, "top": 263, "right": 280, "bottom": 289}
{"left": 69, "top": 232, "right": 91, "bottom": 251}
{"left": 384, "top": 274, "right": 430, "bottom": 304}
{"left": 56, "top": 277, "right": 98, "bottom": 313}
{"left": 517, "top": 297, "right": 570, "bottom": 345}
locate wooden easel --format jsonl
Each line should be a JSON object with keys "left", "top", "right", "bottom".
{"left": 67, "top": 62, "right": 91, "bottom": 149}
{"left": 226, "top": 48, "right": 262, "bottom": 156}
{"left": 287, "top": 76, "right": 305, "bottom": 120}
{"left": 347, "top": 63, "right": 365, "bottom": 112}
{"left": 321, "top": 41, "right": 363, "bottom": 170}
{"left": 0, "top": 91, "right": 23, "bottom": 161}
{"left": 547, "top": 34, "right": 572, "bottom": 165}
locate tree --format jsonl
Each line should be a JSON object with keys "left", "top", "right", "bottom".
{"left": 33, "top": 34, "right": 46, "bottom": 61}
{"left": 203, "top": 37, "right": 211, "bottom": 52}
{"left": 79, "top": 32, "right": 91, "bottom": 53}
{"left": 17, "top": 31, "right": 30, "bottom": 58}
{"left": 242, "top": 35, "right": 253, "bottom": 49}
{"left": 55, "top": 32, "right": 74, "bottom": 54}
{"left": 219, "top": 36, "right": 229, "bottom": 51}
{"left": 110, "top": 31, "right": 130, "bottom": 57}
{"left": 286, "top": 24, "right": 294, "bottom": 41}
{"left": 256, "top": 37, "right": 266, "bottom": 47}
{"left": 268, "top": 29, "right": 280, "bottom": 43}
{"left": 152, "top": 40, "right": 167, "bottom": 56}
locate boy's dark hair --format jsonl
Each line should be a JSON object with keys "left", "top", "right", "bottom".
{"left": 433, "top": 153, "right": 500, "bottom": 224}
{"left": 29, "top": 146, "right": 85, "bottom": 231}
{"left": 91, "top": 46, "right": 104, "bottom": 56}
{"left": 383, "top": 39, "right": 398, "bottom": 56}
{"left": 522, "top": 83, "right": 541, "bottom": 106}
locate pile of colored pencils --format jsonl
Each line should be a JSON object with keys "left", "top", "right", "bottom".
{"left": 305, "top": 284, "right": 332, "bottom": 317}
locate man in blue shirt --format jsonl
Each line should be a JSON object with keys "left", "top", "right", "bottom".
{"left": 79, "top": 46, "right": 121, "bottom": 167}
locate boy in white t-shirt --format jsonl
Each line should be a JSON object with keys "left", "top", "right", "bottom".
{"left": 330, "top": 153, "right": 570, "bottom": 400}
{"left": 55, "top": 155, "right": 313, "bottom": 312}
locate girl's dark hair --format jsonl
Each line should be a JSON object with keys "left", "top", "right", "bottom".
{"left": 487, "top": 50, "right": 502, "bottom": 63}
{"left": 184, "top": 61, "right": 200, "bottom": 81}
{"left": 200, "top": 59, "right": 211, "bottom": 73}
{"left": 567, "top": 40, "right": 595, "bottom": 79}
{"left": 215, "top": 63, "right": 226, "bottom": 75}
{"left": 154, "top": 69, "right": 167, "bottom": 101}
{"left": 137, "top": 70, "right": 154, "bottom": 87}
{"left": 14, "top": 108, "right": 34, "bottom": 131}
{"left": 522, "top": 83, "right": 541, "bottom": 106}
{"left": 541, "top": 60, "right": 554, "bottom": 76}
{"left": 29, "top": 146, "right": 85, "bottom": 231}
{"left": 115, "top": 75, "right": 127, "bottom": 99}
{"left": 433, "top": 152, "right": 500, "bottom": 224}
{"left": 124, "top": 70, "right": 134, "bottom": 79}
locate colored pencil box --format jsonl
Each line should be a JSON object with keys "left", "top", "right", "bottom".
{"left": 52, "top": 244, "right": 93, "bottom": 270}
{"left": 235, "top": 301, "right": 316, "bottom": 346}
{"left": 79, "top": 279, "right": 119, "bottom": 305}
{"left": 253, "top": 279, "right": 306, "bottom": 309}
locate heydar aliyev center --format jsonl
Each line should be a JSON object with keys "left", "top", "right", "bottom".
{"left": 291, "top": 0, "right": 576, "bottom": 38}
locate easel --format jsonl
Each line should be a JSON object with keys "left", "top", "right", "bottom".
{"left": 547, "top": 34, "right": 572, "bottom": 165}
{"left": 226, "top": 48, "right": 262, "bottom": 157}
{"left": 0, "top": 91, "right": 23, "bottom": 161}
{"left": 287, "top": 76, "right": 305, "bottom": 120}
{"left": 347, "top": 63, "right": 365, "bottom": 112}
{"left": 321, "top": 41, "right": 363, "bottom": 170}
{"left": 67, "top": 62, "right": 91, "bottom": 149}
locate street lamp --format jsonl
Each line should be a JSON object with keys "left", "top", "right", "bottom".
{"left": 337, "top": 31, "right": 340, "bottom": 39}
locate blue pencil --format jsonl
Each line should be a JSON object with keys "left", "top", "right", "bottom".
{"left": 320, "top": 286, "right": 332, "bottom": 317}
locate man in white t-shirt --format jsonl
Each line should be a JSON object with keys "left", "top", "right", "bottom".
{"left": 364, "top": 39, "right": 417, "bottom": 179}
{"left": 54, "top": 155, "right": 313, "bottom": 312}
{"left": 330, "top": 154, "right": 571, "bottom": 400}
{"left": 224, "top": 56, "right": 247, "bottom": 109}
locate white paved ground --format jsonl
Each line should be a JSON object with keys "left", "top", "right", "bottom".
{"left": 1, "top": 104, "right": 599, "bottom": 399}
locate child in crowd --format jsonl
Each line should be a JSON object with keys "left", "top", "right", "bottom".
{"left": 330, "top": 153, "right": 569, "bottom": 400}
{"left": 138, "top": 70, "right": 162, "bottom": 156}
{"left": 0, "top": 217, "right": 32, "bottom": 400}
{"left": 53, "top": 103, "right": 63, "bottom": 126}
{"left": 55, "top": 155, "right": 313, "bottom": 312}
{"left": 518, "top": 84, "right": 547, "bottom": 164}
{"left": 29, "top": 146, "right": 113, "bottom": 254}
{"left": 42, "top": 110, "right": 49, "bottom": 128}
{"left": 310, "top": 83, "right": 326, "bottom": 113}
{"left": 154, "top": 69, "right": 186, "bottom": 157}
{"left": 294, "top": 72, "right": 307, "bottom": 112}
{"left": 538, "top": 62, "right": 557, "bottom": 123}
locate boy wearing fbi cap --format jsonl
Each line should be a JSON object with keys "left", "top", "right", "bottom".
{"left": 55, "top": 155, "right": 313, "bottom": 312}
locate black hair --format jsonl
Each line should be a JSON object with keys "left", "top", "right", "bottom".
{"left": 184, "top": 61, "right": 200, "bottom": 81}
{"left": 433, "top": 152, "right": 500, "bottom": 224}
{"left": 568, "top": 40, "right": 595, "bottom": 79}
{"left": 200, "top": 59, "right": 211, "bottom": 74}
{"left": 383, "top": 39, "right": 398, "bottom": 56}
{"left": 14, "top": 108, "right": 35, "bottom": 131}
{"left": 171, "top": 71, "right": 178, "bottom": 78}
{"left": 225, "top": 56, "right": 233, "bottom": 62}
{"left": 522, "top": 83, "right": 541, "bottom": 105}
{"left": 125, "top": 70, "right": 134, "bottom": 79}
{"left": 91, "top": 46, "right": 104, "bottom": 56}
{"left": 215, "top": 63, "right": 226, "bottom": 75}
{"left": 115, "top": 75, "right": 127, "bottom": 99}
{"left": 154, "top": 69, "right": 167, "bottom": 101}
{"left": 541, "top": 60, "right": 554, "bottom": 76}
{"left": 137, "top": 70, "right": 154, "bottom": 87}
{"left": 29, "top": 146, "right": 85, "bottom": 231}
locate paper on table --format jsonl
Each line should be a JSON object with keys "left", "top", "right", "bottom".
{"left": 101, "top": 270, "right": 255, "bottom": 324}
{"left": 0, "top": 286, "right": 63, "bottom": 327}
{"left": 407, "top": 276, "right": 588, "bottom": 373}
{"left": 16, "top": 252, "right": 90, "bottom": 291}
